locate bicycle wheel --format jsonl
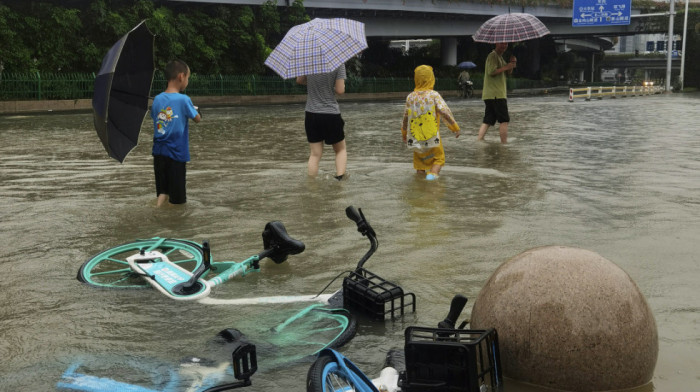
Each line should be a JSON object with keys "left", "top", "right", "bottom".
{"left": 77, "top": 238, "right": 205, "bottom": 289}
{"left": 271, "top": 306, "right": 357, "bottom": 356}
{"left": 306, "top": 353, "right": 367, "bottom": 392}
{"left": 320, "top": 309, "right": 357, "bottom": 351}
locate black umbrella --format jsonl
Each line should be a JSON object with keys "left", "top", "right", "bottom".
{"left": 93, "top": 21, "right": 155, "bottom": 163}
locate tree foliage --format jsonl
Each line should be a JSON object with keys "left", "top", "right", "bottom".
{"left": 0, "top": 0, "right": 307, "bottom": 75}
{"left": 0, "top": 0, "right": 697, "bottom": 89}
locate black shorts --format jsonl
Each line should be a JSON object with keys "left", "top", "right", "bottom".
{"left": 482, "top": 98, "right": 510, "bottom": 125}
{"left": 305, "top": 112, "right": 345, "bottom": 145}
{"left": 153, "top": 155, "right": 187, "bottom": 204}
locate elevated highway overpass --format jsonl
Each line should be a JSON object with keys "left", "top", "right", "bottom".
{"left": 173, "top": 0, "right": 658, "bottom": 45}
{"left": 171, "top": 0, "right": 667, "bottom": 80}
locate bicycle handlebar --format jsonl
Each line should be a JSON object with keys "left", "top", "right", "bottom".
{"left": 345, "top": 206, "right": 376, "bottom": 238}
{"left": 345, "top": 206, "right": 378, "bottom": 270}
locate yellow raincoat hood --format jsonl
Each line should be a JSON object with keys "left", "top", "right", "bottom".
{"left": 413, "top": 65, "right": 435, "bottom": 91}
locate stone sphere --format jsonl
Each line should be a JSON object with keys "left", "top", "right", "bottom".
{"left": 470, "top": 246, "right": 657, "bottom": 391}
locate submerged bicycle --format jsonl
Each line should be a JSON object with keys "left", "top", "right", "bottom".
{"left": 73, "top": 206, "right": 417, "bottom": 389}
{"left": 77, "top": 220, "right": 306, "bottom": 301}
{"left": 58, "top": 339, "right": 258, "bottom": 392}
{"left": 306, "top": 294, "right": 503, "bottom": 392}
{"left": 77, "top": 206, "right": 415, "bottom": 314}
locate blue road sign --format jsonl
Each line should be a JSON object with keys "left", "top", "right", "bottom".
{"left": 572, "top": 0, "right": 631, "bottom": 27}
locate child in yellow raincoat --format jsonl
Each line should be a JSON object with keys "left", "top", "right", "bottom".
{"left": 401, "top": 65, "right": 461, "bottom": 180}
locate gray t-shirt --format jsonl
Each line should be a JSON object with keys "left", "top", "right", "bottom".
{"left": 305, "top": 65, "right": 346, "bottom": 114}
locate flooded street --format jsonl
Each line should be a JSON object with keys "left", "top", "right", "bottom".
{"left": 1, "top": 93, "right": 699, "bottom": 391}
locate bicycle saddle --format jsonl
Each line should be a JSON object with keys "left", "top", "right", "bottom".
{"left": 261, "top": 221, "right": 305, "bottom": 264}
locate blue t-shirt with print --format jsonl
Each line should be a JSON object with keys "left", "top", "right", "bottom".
{"left": 151, "top": 92, "right": 198, "bottom": 162}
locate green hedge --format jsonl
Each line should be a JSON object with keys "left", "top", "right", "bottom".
{"left": 0, "top": 72, "right": 556, "bottom": 101}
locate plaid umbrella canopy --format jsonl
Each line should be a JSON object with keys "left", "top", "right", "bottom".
{"left": 473, "top": 13, "right": 550, "bottom": 44}
{"left": 265, "top": 18, "right": 367, "bottom": 79}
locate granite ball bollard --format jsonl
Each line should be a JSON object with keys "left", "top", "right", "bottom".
{"left": 470, "top": 246, "right": 657, "bottom": 392}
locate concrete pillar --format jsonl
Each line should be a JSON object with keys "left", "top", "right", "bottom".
{"left": 441, "top": 37, "right": 458, "bottom": 66}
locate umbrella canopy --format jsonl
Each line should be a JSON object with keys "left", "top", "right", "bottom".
{"left": 93, "top": 20, "right": 155, "bottom": 163}
{"left": 265, "top": 18, "right": 367, "bottom": 79}
{"left": 473, "top": 13, "right": 550, "bottom": 44}
{"left": 457, "top": 61, "right": 477, "bottom": 69}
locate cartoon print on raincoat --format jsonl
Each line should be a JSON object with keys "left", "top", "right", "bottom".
{"left": 408, "top": 107, "right": 440, "bottom": 148}
{"left": 155, "top": 106, "right": 178, "bottom": 135}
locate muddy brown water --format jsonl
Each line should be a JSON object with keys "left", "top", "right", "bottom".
{"left": 1, "top": 93, "right": 699, "bottom": 391}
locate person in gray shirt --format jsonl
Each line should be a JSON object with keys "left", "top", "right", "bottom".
{"left": 296, "top": 65, "right": 347, "bottom": 180}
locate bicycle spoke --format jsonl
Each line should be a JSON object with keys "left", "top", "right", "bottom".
{"left": 103, "top": 274, "right": 138, "bottom": 286}
{"left": 329, "top": 373, "right": 355, "bottom": 391}
{"left": 104, "top": 257, "right": 130, "bottom": 265}
{"left": 90, "top": 267, "right": 132, "bottom": 276}
{"left": 172, "top": 258, "right": 198, "bottom": 264}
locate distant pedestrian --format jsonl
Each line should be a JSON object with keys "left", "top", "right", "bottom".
{"left": 151, "top": 59, "right": 201, "bottom": 207}
{"left": 296, "top": 64, "right": 347, "bottom": 180}
{"left": 458, "top": 70, "right": 472, "bottom": 98}
{"left": 477, "top": 42, "right": 516, "bottom": 143}
{"left": 401, "top": 65, "right": 461, "bottom": 180}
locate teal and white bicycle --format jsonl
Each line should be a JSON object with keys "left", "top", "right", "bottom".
{"left": 76, "top": 206, "right": 414, "bottom": 314}
{"left": 76, "top": 217, "right": 358, "bottom": 349}
{"left": 77, "top": 220, "right": 309, "bottom": 302}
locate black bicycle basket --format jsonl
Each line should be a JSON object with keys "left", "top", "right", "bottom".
{"left": 342, "top": 267, "right": 416, "bottom": 321}
{"left": 402, "top": 327, "right": 502, "bottom": 392}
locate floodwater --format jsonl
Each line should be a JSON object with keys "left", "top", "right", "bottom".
{"left": 1, "top": 93, "right": 699, "bottom": 392}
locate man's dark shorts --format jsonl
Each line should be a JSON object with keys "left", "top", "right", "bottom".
{"left": 482, "top": 98, "right": 510, "bottom": 125}
{"left": 153, "top": 154, "right": 186, "bottom": 204}
{"left": 305, "top": 112, "right": 345, "bottom": 145}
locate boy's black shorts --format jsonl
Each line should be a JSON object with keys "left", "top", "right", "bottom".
{"left": 482, "top": 98, "right": 510, "bottom": 125}
{"left": 153, "top": 154, "right": 186, "bottom": 204}
{"left": 305, "top": 112, "right": 345, "bottom": 145}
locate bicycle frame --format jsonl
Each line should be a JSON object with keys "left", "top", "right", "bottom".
{"left": 317, "top": 349, "right": 381, "bottom": 392}
{"left": 127, "top": 249, "right": 261, "bottom": 301}
{"left": 117, "top": 221, "right": 305, "bottom": 301}
{"left": 78, "top": 207, "right": 408, "bottom": 311}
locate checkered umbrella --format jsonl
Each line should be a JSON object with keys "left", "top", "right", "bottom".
{"left": 473, "top": 13, "right": 550, "bottom": 44}
{"left": 265, "top": 18, "right": 367, "bottom": 79}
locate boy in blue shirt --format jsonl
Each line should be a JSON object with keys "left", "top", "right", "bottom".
{"left": 151, "top": 60, "right": 201, "bottom": 207}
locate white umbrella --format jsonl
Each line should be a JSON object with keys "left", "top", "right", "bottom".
{"left": 265, "top": 18, "right": 367, "bottom": 79}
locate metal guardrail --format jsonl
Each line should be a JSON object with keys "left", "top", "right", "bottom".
{"left": 0, "top": 72, "right": 556, "bottom": 101}
{"left": 568, "top": 85, "right": 665, "bottom": 101}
